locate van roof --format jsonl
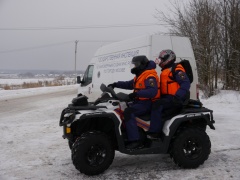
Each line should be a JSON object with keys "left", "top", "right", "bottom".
{"left": 94, "top": 35, "right": 151, "bottom": 57}
{"left": 94, "top": 34, "right": 190, "bottom": 58}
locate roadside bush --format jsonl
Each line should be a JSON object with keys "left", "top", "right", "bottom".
{"left": 3, "top": 84, "right": 11, "bottom": 90}
{"left": 22, "top": 82, "right": 43, "bottom": 89}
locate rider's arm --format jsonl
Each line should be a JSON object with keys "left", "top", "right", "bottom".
{"left": 116, "top": 79, "right": 134, "bottom": 90}
{"left": 174, "top": 70, "right": 190, "bottom": 99}
{"left": 136, "top": 77, "right": 158, "bottom": 98}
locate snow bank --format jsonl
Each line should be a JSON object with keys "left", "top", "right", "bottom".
{"left": 201, "top": 90, "right": 240, "bottom": 116}
{"left": 201, "top": 90, "right": 240, "bottom": 104}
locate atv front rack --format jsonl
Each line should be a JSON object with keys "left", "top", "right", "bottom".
{"left": 59, "top": 104, "right": 107, "bottom": 126}
{"left": 67, "top": 104, "right": 107, "bottom": 110}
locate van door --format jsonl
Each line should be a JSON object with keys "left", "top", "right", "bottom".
{"left": 79, "top": 65, "right": 94, "bottom": 100}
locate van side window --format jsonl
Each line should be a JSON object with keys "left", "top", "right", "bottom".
{"left": 81, "top": 65, "right": 94, "bottom": 87}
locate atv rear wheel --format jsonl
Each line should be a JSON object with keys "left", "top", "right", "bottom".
{"left": 170, "top": 128, "right": 211, "bottom": 168}
{"left": 71, "top": 131, "right": 115, "bottom": 176}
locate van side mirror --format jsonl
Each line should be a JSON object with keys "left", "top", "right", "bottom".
{"left": 77, "top": 76, "right": 82, "bottom": 84}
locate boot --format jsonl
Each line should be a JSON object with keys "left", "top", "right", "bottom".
{"left": 146, "top": 131, "right": 161, "bottom": 140}
{"left": 125, "top": 140, "right": 144, "bottom": 150}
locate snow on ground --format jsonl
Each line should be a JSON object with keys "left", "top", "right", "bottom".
{"left": 201, "top": 91, "right": 240, "bottom": 152}
{"left": 0, "top": 87, "right": 240, "bottom": 180}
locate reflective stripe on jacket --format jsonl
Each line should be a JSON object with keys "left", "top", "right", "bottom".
{"left": 133, "top": 69, "right": 160, "bottom": 101}
{"left": 160, "top": 64, "right": 185, "bottom": 95}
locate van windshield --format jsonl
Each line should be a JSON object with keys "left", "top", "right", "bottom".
{"left": 81, "top": 65, "right": 94, "bottom": 87}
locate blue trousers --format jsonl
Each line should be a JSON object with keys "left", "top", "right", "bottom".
{"left": 124, "top": 101, "right": 152, "bottom": 141}
{"left": 149, "top": 96, "right": 183, "bottom": 133}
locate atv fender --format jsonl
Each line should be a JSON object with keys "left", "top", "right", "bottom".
{"left": 76, "top": 112, "right": 126, "bottom": 151}
{"left": 163, "top": 111, "right": 215, "bottom": 138}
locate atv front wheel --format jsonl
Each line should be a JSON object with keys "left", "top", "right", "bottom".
{"left": 170, "top": 128, "right": 211, "bottom": 168}
{"left": 68, "top": 140, "right": 73, "bottom": 150}
{"left": 72, "top": 131, "right": 115, "bottom": 176}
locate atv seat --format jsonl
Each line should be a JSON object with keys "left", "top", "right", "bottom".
{"left": 137, "top": 107, "right": 182, "bottom": 122}
{"left": 137, "top": 99, "right": 204, "bottom": 122}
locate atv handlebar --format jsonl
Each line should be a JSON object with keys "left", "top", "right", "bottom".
{"left": 100, "top": 83, "right": 130, "bottom": 101}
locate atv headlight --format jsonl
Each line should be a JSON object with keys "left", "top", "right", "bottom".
{"left": 63, "top": 113, "right": 75, "bottom": 125}
{"left": 64, "top": 113, "right": 74, "bottom": 118}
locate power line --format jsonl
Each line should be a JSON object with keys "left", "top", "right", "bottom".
{"left": 0, "top": 40, "right": 117, "bottom": 54}
{"left": 0, "top": 41, "right": 73, "bottom": 54}
{"left": 0, "top": 23, "right": 170, "bottom": 31}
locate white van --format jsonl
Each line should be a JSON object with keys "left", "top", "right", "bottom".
{"left": 78, "top": 34, "right": 199, "bottom": 101}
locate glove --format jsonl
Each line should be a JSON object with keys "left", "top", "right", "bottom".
{"left": 128, "top": 92, "right": 137, "bottom": 100}
{"left": 107, "top": 83, "right": 116, "bottom": 89}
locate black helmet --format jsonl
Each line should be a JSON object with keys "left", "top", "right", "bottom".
{"left": 131, "top": 55, "right": 149, "bottom": 74}
{"left": 158, "top": 49, "right": 176, "bottom": 68}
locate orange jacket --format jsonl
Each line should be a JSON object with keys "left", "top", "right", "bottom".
{"left": 134, "top": 69, "right": 160, "bottom": 101}
{"left": 160, "top": 64, "right": 185, "bottom": 95}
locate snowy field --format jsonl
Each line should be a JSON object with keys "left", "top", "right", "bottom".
{"left": 0, "top": 78, "right": 75, "bottom": 88}
{"left": 0, "top": 86, "right": 240, "bottom": 180}
{"left": 0, "top": 78, "right": 55, "bottom": 85}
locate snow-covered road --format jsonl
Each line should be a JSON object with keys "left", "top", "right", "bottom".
{"left": 0, "top": 86, "right": 240, "bottom": 180}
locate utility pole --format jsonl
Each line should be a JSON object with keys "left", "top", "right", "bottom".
{"left": 75, "top": 40, "right": 79, "bottom": 81}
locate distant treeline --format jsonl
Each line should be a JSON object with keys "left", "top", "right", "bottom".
{"left": 156, "top": 0, "right": 240, "bottom": 97}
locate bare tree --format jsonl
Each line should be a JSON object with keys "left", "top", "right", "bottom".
{"left": 155, "top": 0, "right": 240, "bottom": 96}
{"left": 155, "top": 0, "right": 218, "bottom": 97}
{"left": 217, "top": 0, "right": 240, "bottom": 90}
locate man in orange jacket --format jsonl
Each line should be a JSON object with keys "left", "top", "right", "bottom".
{"left": 108, "top": 55, "right": 160, "bottom": 149}
{"left": 147, "top": 49, "right": 190, "bottom": 138}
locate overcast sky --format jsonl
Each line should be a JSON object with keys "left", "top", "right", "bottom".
{"left": 0, "top": 0, "right": 180, "bottom": 72}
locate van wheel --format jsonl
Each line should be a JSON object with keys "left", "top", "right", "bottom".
{"left": 170, "top": 128, "right": 211, "bottom": 168}
{"left": 72, "top": 131, "right": 115, "bottom": 176}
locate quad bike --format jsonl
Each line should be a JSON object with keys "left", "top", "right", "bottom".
{"left": 59, "top": 84, "right": 215, "bottom": 176}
